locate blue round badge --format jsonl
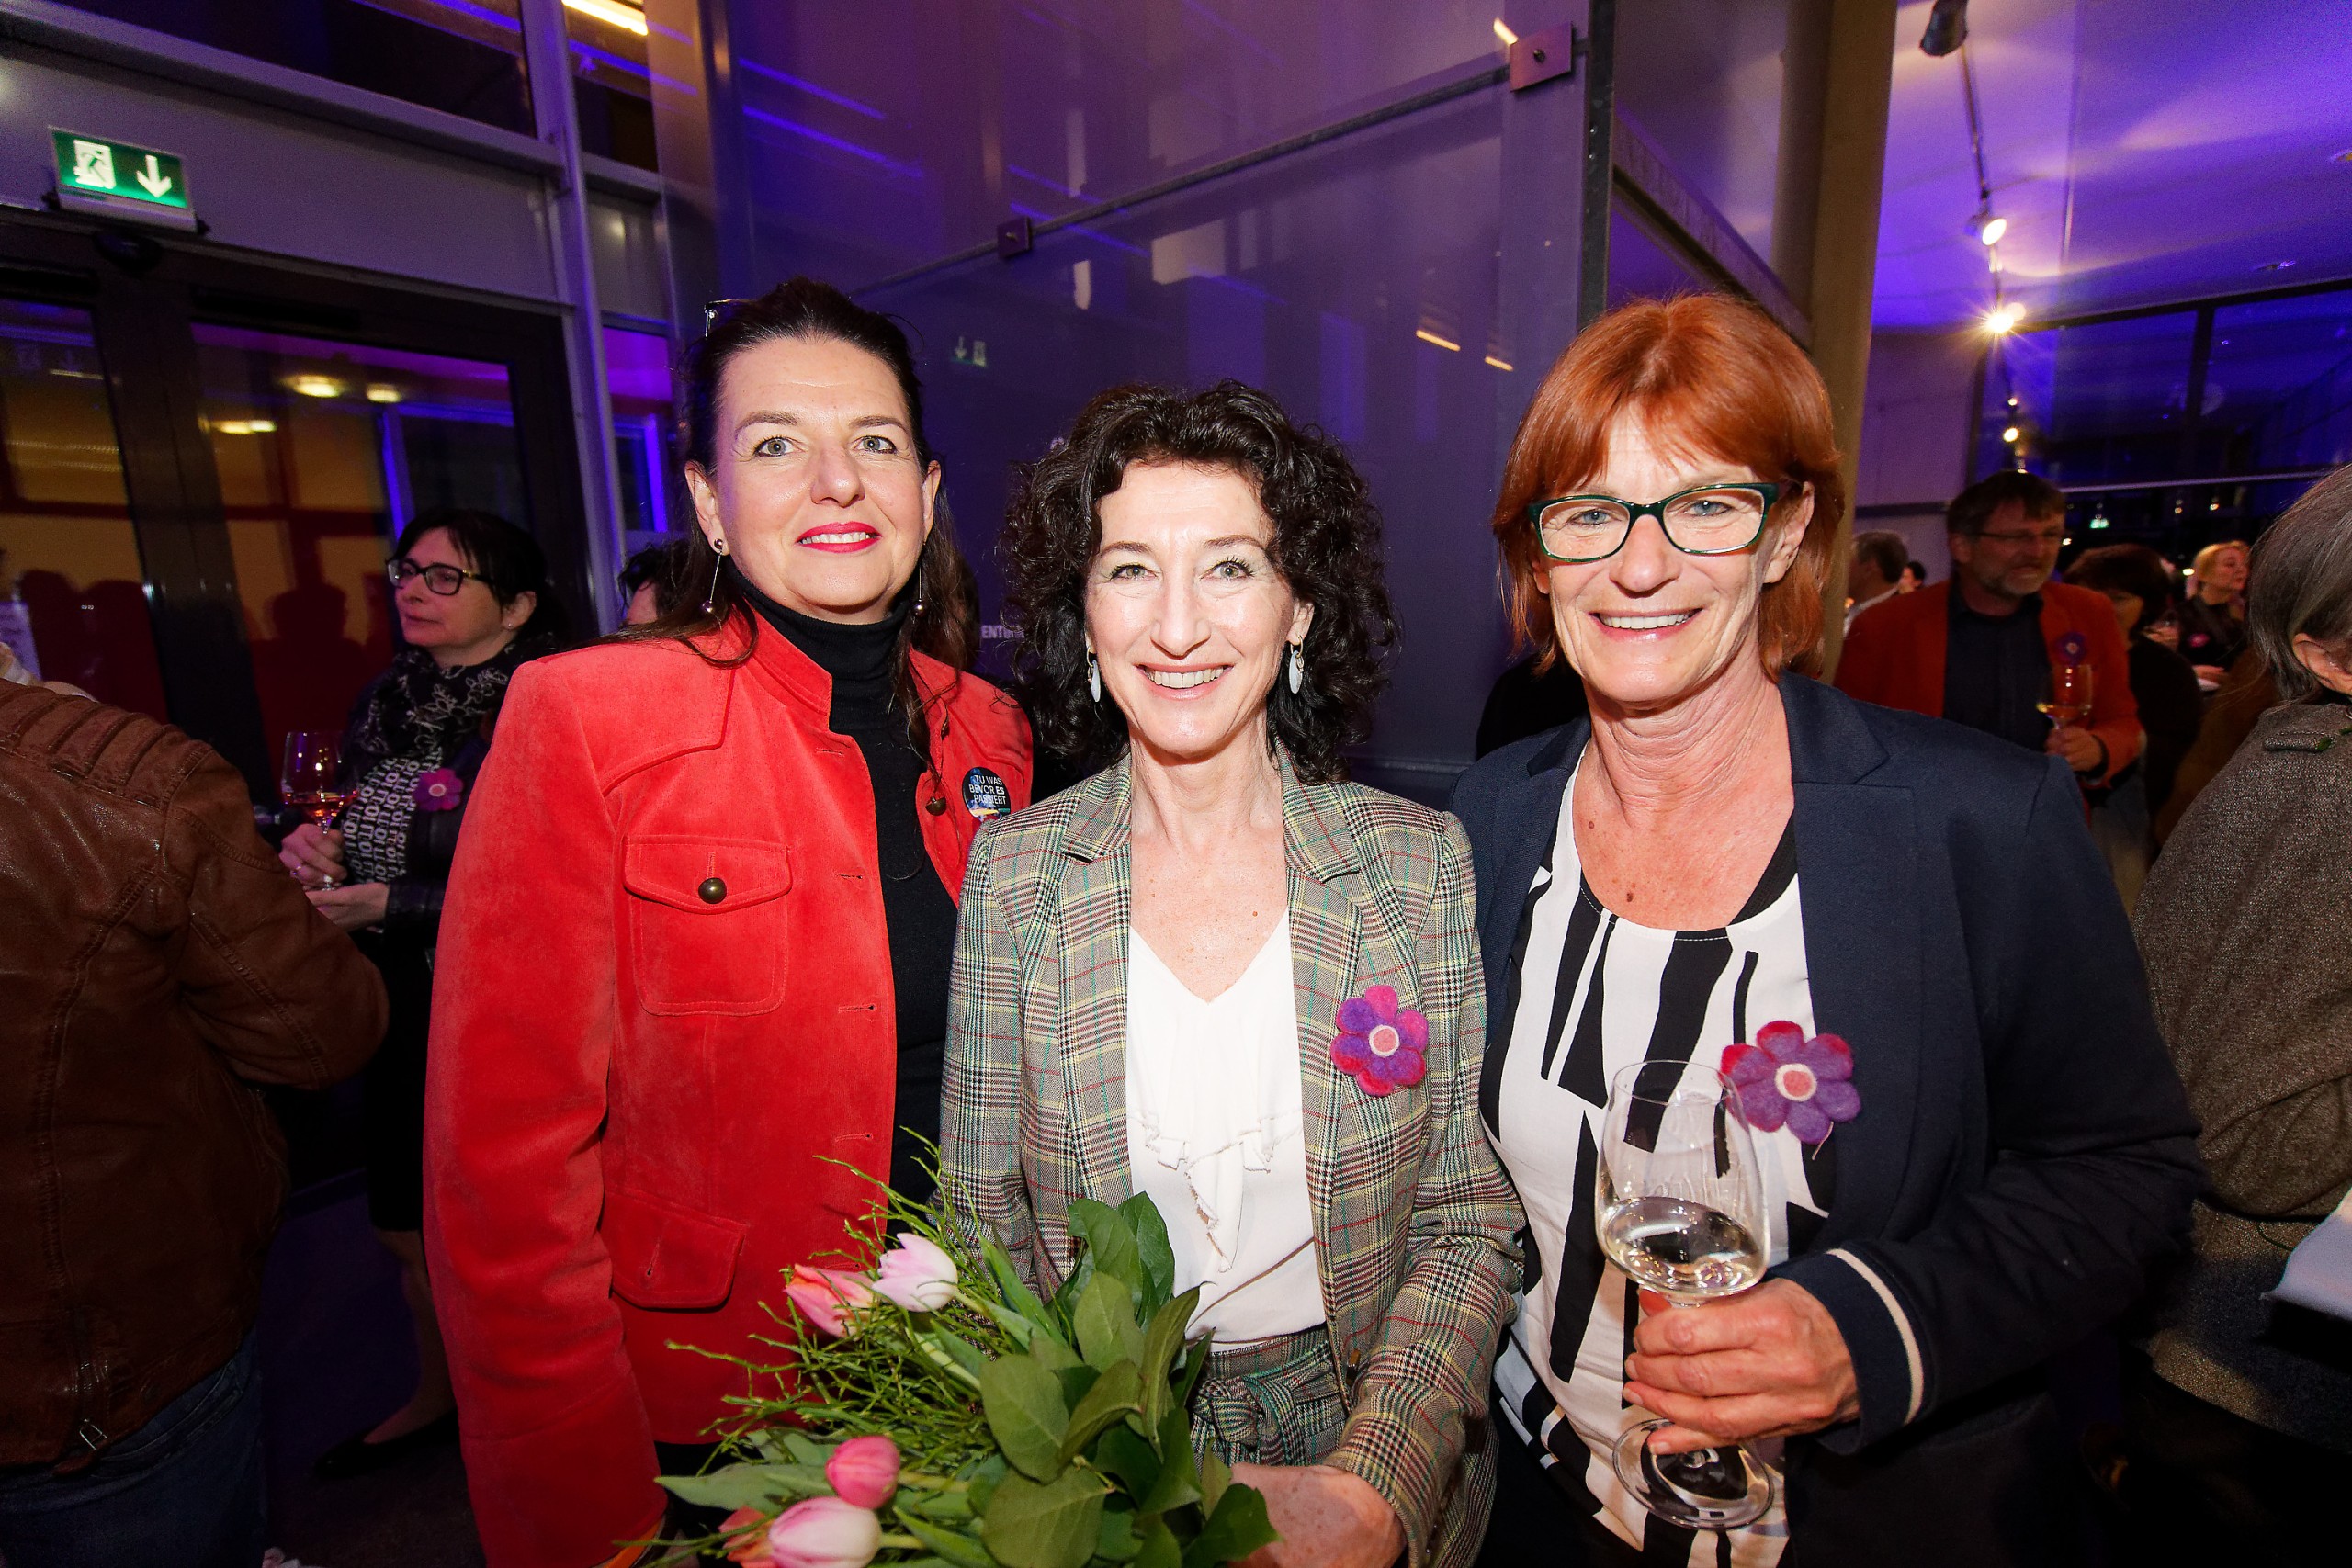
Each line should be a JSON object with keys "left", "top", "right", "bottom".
{"left": 962, "top": 766, "right": 1012, "bottom": 820}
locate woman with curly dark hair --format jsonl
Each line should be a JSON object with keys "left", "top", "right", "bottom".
{"left": 944, "top": 381, "right": 1520, "bottom": 1568}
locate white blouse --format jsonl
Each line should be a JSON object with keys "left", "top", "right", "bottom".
{"left": 1123, "top": 917, "right": 1325, "bottom": 1340}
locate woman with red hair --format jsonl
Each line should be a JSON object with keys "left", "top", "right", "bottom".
{"left": 1450, "top": 296, "right": 2199, "bottom": 1564}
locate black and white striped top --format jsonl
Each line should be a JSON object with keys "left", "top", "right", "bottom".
{"left": 1487, "top": 770, "right": 1834, "bottom": 1563}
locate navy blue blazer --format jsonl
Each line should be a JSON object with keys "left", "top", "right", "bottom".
{"left": 1452, "top": 674, "right": 2200, "bottom": 1559}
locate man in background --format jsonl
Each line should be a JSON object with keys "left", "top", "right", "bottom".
{"left": 0, "top": 685, "right": 386, "bottom": 1565}
{"left": 1845, "top": 528, "right": 1910, "bottom": 630}
{"left": 1837, "top": 469, "right": 2141, "bottom": 788}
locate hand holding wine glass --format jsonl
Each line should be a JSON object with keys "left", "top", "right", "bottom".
{"left": 2039, "top": 661, "right": 2105, "bottom": 773}
{"left": 280, "top": 731, "right": 352, "bottom": 889}
{"left": 1595, "top": 1060, "right": 1776, "bottom": 1529}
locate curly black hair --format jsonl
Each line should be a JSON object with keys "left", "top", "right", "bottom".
{"left": 1001, "top": 380, "right": 1396, "bottom": 784}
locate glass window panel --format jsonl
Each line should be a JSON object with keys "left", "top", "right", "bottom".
{"left": 65, "top": 1, "right": 535, "bottom": 135}
{"left": 1987, "top": 311, "right": 2199, "bottom": 488}
{"left": 2202, "top": 289, "right": 2352, "bottom": 474}
{"left": 191, "top": 323, "right": 525, "bottom": 767}
{"left": 1607, "top": 205, "right": 1716, "bottom": 311}
{"left": 1613, "top": 0, "right": 1788, "bottom": 261}
{"left": 604, "top": 324, "right": 677, "bottom": 542}
{"left": 728, "top": 0, "right": 1503, "bottom": 286}
{"left": 863, "top": 85, "right": 1504, "bottom": 777}
{"left": 0, "top": 298, "right": 169, "bottom": 717}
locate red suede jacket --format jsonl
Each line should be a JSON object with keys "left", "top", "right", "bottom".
{"left": 423, "top": 621, "right": 1031, "bottom": 1568}
{"left": 1836, "top": 578, "right": 2142, "bottom": 784}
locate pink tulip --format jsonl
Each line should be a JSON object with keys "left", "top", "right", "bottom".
{"left": 786, "top": 1267, "right": 877, "bottom": 1338}
{"left": 720, "top": 1506, "right": 775, "bottom": 1565}
{"left": 871, "top": 1234, "right": 959, "bottom": 1313}
{"left": 825, "top": 1434, "right": 901, "bottom": 1509}
{"left": 766, "top": 1496, "right": 881, "bottom": 1568}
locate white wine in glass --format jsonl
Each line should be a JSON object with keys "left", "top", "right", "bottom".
{"left": 2037, "top": 661, "right": 2093, "bottom": 729}
{"left": 1596, "top": 1059, "right": 1776, "bottom": 1529}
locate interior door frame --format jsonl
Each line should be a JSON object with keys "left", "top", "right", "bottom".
{"left": 0, "top": 209, "right": 588, "bottom": 796}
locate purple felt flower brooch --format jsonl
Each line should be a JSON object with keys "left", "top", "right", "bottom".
{"left": 1723, "top": 1021, "right": 1858, "bottom": 1145}
{"left": 413, "top": 767, "right": 465, "bottom": 812}
{"left": 1331, "top": 984, "right": 1428, "bottom": 1098}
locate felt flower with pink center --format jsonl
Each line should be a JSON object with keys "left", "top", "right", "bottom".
{"left": 1723, "top": 1021, "right": 1858, "bottom": 1145}
{"left": 1330, "top": 984, "right": 1428, "bottom": 1098}
{"left": 413, "top": 767, "right": 465, "bottom": 812}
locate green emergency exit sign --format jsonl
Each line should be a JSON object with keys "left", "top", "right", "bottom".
{"left": 51, "top": 130, "right": 197, "bottom": 228}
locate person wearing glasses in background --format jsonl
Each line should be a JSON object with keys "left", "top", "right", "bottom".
{"left": 276, "top": 507, "right": 566, "bottom": 1481}
{"left": 1451, "top": 297, "right": 2199, "bottom": 1565}
{"left": 1836, "top": 470, "right": 2142, "bottom": 795}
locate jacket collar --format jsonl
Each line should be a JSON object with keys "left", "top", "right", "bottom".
{"left": 1059, "top": 746, "right": 1361, "bottom": 883}
{"left": 698, "top": 611, "right": 962, "bottom": 738}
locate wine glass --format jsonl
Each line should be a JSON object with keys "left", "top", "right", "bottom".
{"left": 280, "top": 731, "right": 351, "bottom": 888}
{"left": 1596, "top": 1060, "right": 1776, "bottom": 1529}
{"left": 2038, "top": 661, "right": 2093, "bottom": 732}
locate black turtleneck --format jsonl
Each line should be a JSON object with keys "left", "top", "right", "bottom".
{"left": 732, "top": 570, "right": 956, "bottom": 1206}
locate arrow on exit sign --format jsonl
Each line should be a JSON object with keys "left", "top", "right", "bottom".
{"left": 51, "top": 130, "right": 198, "bottom": 230}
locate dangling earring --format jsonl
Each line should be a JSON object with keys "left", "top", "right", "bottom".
{"left": 912, "top": 562, "right": 926, "bottom": 618}
{"left": 1087, "top": 652, "right": 1102, "bottom": 703}
{"left": 1286, "top": 642, "right": 1305, "bottom": 694}
{"left": 701, "top": 537, "right": 728, "bottom": 613}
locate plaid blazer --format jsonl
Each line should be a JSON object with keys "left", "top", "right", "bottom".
{"left": 942, "top": 753, "right": 1521, "bottom": 1568}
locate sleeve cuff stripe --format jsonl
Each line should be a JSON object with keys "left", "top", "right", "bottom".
{"left": 1825, "top": 1247, "right": 1924, "bottom": 1424}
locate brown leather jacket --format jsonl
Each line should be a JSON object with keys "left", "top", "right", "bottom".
{"left": 1, "top": 688, "right": 387, "bottom": 1465}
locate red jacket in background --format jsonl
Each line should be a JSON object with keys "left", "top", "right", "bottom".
{"left": 1835, "top": 578, "right": 2142, "bottom": 784}
{"left": 424, "top": 622, "right": 1031, "bottom": 1568}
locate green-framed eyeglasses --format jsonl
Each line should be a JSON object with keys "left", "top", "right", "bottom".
{"left": 1528, "top": 480, "right": 1786, "bottom": 563}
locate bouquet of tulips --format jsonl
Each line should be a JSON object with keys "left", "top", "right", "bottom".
{"left": 662, "top": 1186, "right": 1278, "bottom": 1568}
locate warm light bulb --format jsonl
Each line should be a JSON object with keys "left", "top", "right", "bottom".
{"left": 1984, "top": 303, "right": 2024, "bottom": 334}
{"left": 1493, "top": 18, "right": 1519, "bottom": 46}
{"left": 365, "top": 384, "right": 402, "bottom": 404}
{"left": 2002, "top": 424, "right": 2021, "bottom": 444}
{"left": 289, "top": 374, "right": 342, "bottom": 399}
{"left": 1978, "top": 216, "right": 2007, "bottom": 246}
{"left": 563, "top": 0, "right": 647, "bottom": 35}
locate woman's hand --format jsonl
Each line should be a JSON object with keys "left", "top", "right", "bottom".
{"left": 1622, "top": 1279, "right": 1860, "bottom": 1454}
{"left": 308, "top": 881, "right": 389, "bottom": 932}
{"left": 2044, "top": 724, "right": 2107, "bottom": 775}
{"left": 280, "top": 823, "right": 348, "bottom": 889}
{"left": 1230, "top": 1463, "right": 1403, "bottom": 1568}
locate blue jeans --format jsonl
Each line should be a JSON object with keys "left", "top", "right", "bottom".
{"left": 0, "top": 1332, "right": 266, "bottom": 1568}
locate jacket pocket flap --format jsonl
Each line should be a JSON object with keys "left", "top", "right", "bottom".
{"left": 623, "top": 836, "right": 791, "bottom": 913}
{"left": 604, "top": 1186, "right": 748, "bottom": 1311}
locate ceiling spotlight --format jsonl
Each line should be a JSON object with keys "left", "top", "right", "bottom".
{"left": 1920, "top": 0, "right": 1969, "bottom": 56}
{"left": 1492, "top": 18, "right": 1518, "bottom": 47}
{"left": 2002, "top": 424, "right": 2022, "bottom": 444}
{"left": 288, "top": 374, "right": 342, "bottom": 399}
{"left": 365, "top": 384, "right": 402, "bottom": 404}
{"left": 1984, "top": 302, "right": 2025, "bottom": 334}
{"left": 1975, "top": 215, "right": 2007, "bottom": 247}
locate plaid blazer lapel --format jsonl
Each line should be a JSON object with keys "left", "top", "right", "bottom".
{"left": 1053, "top": 759, "right": 1136, "bottom": 1236}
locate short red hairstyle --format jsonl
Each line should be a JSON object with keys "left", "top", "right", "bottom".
{"left": 1491, "top": 294, "right": 1846, "bottom": 679}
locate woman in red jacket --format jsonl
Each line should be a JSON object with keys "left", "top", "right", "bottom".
{"left": 424, "top": 279, "right": 1032, "bottom": 1568}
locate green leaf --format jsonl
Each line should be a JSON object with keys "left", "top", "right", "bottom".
{"left": 1028, "top": 1326, "right": 1080, "bottom": 1373}
{"left": 1134, "top": 1516, "right": 1182, "bottom": 1568}
{"left": 1098, "top": 1502, "right": 1143, "bottom": 1562}
{"left": 987, "top": 1238, "right": 1058, "bottom": 1330}
{"left": 1137, "top": 1288, "right": 1200, "bottom": 1429}
{"left": 898, "top": 1515, "right": 995, "bottom": 1568}
{"left": 1057, "top": 1361, "right": 1100, "bottom": 1411}
{"left": 780, "top": 1432, "right": 832, "bottom": 1466}
{"left": 1140, "top": 1406, "right": 1203, "bottom": 1516}
{"left": 978, "top": 1353, "right": 1071, "bottom": 1482}
{"left": 1118, "top": 1192, "right": 1178, "bottom": 1307}
{"left": 1173, "top": 1336, "right": 1213, "bottom": 1410}
{"left": 1197, "top": 1448, "right": 1232, "bottom": 1520}
{"left": 903, "top": 1485, "right": 974, "bottom": 1522}
{"left": 657, "top": 1460, "right": 831, "bottom": 1510}
{"left": 967, "top": 1454, "right": 1007, "bottom": 1516}
{"left": 933, "top": 1326, "right": 987, "bottom": 1379}
{"left": 1182, "top": 1482, "right": 1278, "bottom": 1568}
{"left": 1058, "top": 1359, "right": 1144, "bottom": 1465}
{"left": 1068, "top": 1198, "right": 1145, "bottom": 1307}
{"left": 1074, "top": 1272, "right": 1145, "bottom": 1371}
{"left": 981, "top": 1467, "right": 1107, "bottom": 1568}
{"left": 1093, "top": 1423, "right": 1163, "bottom": 1501}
